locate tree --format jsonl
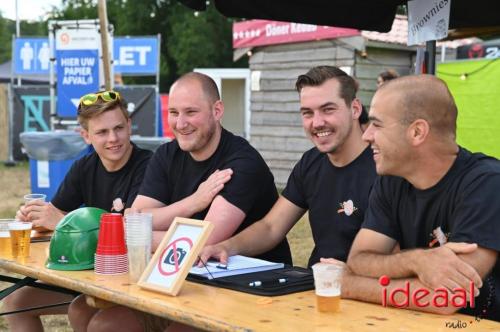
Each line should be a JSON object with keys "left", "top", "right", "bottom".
{"left": 47, "top": 0, "right": 245, "bottom": 91}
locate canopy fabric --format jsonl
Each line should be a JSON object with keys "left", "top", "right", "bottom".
{"left": 179, "top": 0, "right": 500, "bottom": 33}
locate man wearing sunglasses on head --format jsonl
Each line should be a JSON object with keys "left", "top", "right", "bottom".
{"left": 6, "top": 91, "right": 152, "bottom": 332}
{"left": 67, "top": 72, "right": 293, "bottom": 332}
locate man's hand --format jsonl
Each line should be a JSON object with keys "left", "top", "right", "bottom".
{"left": 414, "top": 242, "right": 481, "bottom": 296}
{"left": 22, "top": 201, "right": 64, "bottom": 232}
{"left": 15, "top": 205, "right": 30, "bottom": 222}
{"left": 190, "top": 169, "right": 233, "bottom": 212}
{"left": 197, "top": 242, "right": 231, "bottom": 267}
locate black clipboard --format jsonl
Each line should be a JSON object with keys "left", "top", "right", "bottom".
{"left": 187, "top": 266, "right": 314, "bottom": 296}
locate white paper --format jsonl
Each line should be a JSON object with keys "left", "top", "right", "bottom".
{"left": 251, "top": 70, "right": 261, "bottom": 91}
{"left": 191, "top": 255, "right": 284, "bottom": 279}
{"left": 408, "top": 0, "right": 451, "bottom": 46}
{"left": 37, "top": 160, "right": 50, "bottom": 188}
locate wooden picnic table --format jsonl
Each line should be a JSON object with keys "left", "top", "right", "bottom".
{"left": 1, "top": 242, "right": 499, "bottom": 331}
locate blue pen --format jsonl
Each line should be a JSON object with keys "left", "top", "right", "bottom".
{"left": 249, "top": 278, "right": 287, "bottom": 287}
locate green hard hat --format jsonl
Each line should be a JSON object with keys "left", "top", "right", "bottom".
{"left": 46, "top": 207, "right": 106, "bottom": 271}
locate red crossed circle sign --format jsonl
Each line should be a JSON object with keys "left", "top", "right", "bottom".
{"left": 157, "top": 237, "right": 193, "bottom": 276}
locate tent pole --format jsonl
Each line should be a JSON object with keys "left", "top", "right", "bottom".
{"left": 425, "top": 40, "right": 436, "bottom": 75}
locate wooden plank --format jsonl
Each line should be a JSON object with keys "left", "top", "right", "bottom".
{"left": 251, "top": 111, "right": 302, "bottom": 126}
{"left": 260, "top": 79, "right": 298, "bottom": 91}
{"left": 252, "top": 59, "right": 355, "bottom": 71}
{"left": 250, "top": 125, "right": 306, "bottom": 138}
{"left": 251, "top": 135, "right": 313, "bottom": 153}
{"left": 251, "top": 91, "right": 299, "bottom": 103}
{"left": 260, "top": 150, "right": 304, "bottom": 162}
{"left": 251, "top": 102, "right": 300, "bottom": 112}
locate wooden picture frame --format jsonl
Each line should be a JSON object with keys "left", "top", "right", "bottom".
{"left": 138, "top": 217, "right": 213, "bottom": 296}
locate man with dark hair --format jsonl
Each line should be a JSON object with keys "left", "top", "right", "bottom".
{"left": 200, "top": 65, "right": 376, "bottom": 270}
{"left": 68, "top": 72, "right": 292, "bottom": 332}
{"left": 6, "top": 91, "right": 152, "bottom": 332}
{"left": 376, "top": 69, "right": 399, "bottom": 88}
{"left": 343, "top": 75, "right": 500, "bottom": 320}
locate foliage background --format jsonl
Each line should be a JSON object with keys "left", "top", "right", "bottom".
{"left": 0, "top": 0, "right": 248, "bottom": 92}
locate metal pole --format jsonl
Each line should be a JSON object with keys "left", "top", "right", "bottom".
{"left": 48, "top": 21, "right": 56, "bottom": 130}
{"left": 98, "top": 0, "right": 112, "bottom": 90}
{"left": 156, "top": 33, "right": 161, "bottom": 136}
{"left": 4, "top": 35, "right": 17, "bottom": 166}
{"left": 425, "top": 40, "right": 436, "bottom": 75}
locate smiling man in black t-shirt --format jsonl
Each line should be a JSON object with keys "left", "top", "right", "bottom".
{"left": 71, "top": 72, "right": 292, "bottom": 332}
{"left": 200, "top": 66, "right": 376, "bottom": 269}
{"left": 344, "top": 75, "right": 500, "bottom": 321}
{"left": 7, "top": 91, "right": 152, "bottom": 332}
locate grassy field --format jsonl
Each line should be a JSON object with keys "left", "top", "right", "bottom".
{"left": 0, "top": 162, "right": 314, "bottom": 331}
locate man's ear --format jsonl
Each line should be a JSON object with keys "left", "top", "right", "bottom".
{"left": 407, "top": 119, "right": 430, "bottom": 146}
{"left": 80, "top": 127, "right": 91, "bottom": 145}
{"left": 213, "top": 100, "right": 224, "bottom": 121}
{"left": 127, "top": 118, "right": 132, "bottom": 135}
{"left": 351, "top": 98, "right": 362, "bottom": 120}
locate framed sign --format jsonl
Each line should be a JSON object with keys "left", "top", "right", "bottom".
{"left": 138, "top": 217, "right": 213, "bottom": 296}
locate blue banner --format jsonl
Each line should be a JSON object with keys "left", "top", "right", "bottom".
{"left": 114, "top": 37, "right": 158, "bottom": 74}
{"left": 56, "top": 49, "right": 99, "bottom": 117}
{"left": 14, "top": 38, "right": 51, "bottom": 75}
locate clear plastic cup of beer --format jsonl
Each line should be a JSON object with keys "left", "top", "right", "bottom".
{"left": 312, "top": 262, "right": 344, "bottom": 313}
{"left": 0, "top": 219, "right": 13, "bottom": 257}
{"left": 8, "top": 221, "right": 33, "bottom": 258}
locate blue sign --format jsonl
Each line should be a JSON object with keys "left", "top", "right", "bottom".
{"left": 14, "top": 38, "right": 51, "bottom": 75}
{"left": 56, "top": 49, "right": 99, "bottom": 117}
{"left": 114, "top": 37, "right": 158, "bottom": 74}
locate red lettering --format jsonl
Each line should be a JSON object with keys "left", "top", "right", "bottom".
{"left": 412, "top": 288, "right": 430, "bottom": 307}
{"left": 451, "top": 289, "right": 467, "bottom": 308}
{"left": 433, "top": 288, "right": 449, "bottom": 307}
{"left": 469, "top": 280, "right": 475, "bottom": 308}
{"left": 390, "top": 281, "right": 410, "bottom": 308}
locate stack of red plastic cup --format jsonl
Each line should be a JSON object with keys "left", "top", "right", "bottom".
{"left": 94, "top": 213, "right": 128, "bottom": 275}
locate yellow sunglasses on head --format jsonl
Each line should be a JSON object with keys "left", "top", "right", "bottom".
{"left": 78, "top": 91, "right": 121, "bottom": 111}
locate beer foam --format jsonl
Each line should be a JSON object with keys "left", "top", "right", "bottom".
{"left": 316, "top": 288, "right": 341, "bottom": 297}
{"left": 0, "top": 231, "right": 10, "bottom": 237}
{"left": 8, "top": 222, "right": 32, "bottom": 231}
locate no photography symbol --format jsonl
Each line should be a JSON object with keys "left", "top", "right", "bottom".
{"left": 158, "top": 237, "right": 193, "bottom": 276}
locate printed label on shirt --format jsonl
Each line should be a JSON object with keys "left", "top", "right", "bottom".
{"left": 337, "top": 199, "right": 358, "bottom": 216}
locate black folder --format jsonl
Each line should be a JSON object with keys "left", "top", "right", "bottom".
{"left": 187, "top": 266, "right": 314, "bottom": 296}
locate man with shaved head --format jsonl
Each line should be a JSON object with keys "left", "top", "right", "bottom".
{"left": 68, "top": 72, "right": 292, "bottom": 331}
{"left": 340, "top": 75, "right": 500, "bottom": 321}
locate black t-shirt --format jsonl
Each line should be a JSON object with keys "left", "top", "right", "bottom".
{"left": 51, "top": 144, "right": 152, "bottom": 212}
{"left": 282, "top": 146, "right": 376, "bottom": 267}
{"left": 139, "top": 128, "right": 292, "bottom": 264}
{"left": 363, "top": 147, "right": 500, "bottom": 321}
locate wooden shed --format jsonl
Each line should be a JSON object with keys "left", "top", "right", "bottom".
{"left": 233, "top": 16, "right": 471, "bottom": 187}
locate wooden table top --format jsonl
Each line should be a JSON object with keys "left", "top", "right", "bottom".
{"left": 1, "top": 242, "right": 499, "bottom": 331}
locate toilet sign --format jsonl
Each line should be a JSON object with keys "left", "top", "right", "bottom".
{"left": 14, "top": 38, "right": 51, "bottom": 75}
{"left": 55, "top": 29, "right": 100, "bottom": 117}
{"left": 113, "top": 37, "right": 158, "bottom": 74}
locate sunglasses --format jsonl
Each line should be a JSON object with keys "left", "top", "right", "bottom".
{"left": 78, "top": 91, "right": 121, "bottom": 111}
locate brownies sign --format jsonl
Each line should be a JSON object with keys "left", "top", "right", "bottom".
{"left": 233, "top": 19, "right": 360, "bottom": 49}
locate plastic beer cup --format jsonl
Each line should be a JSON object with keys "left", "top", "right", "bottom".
{"left": 312, "top": 262, "right": 344, "bottom": 313}
{"left": 0, "top": 220, "right": 13, "bottom": 257}
{"left": 8, "top": 222, "right": 33, "bottom": 258}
